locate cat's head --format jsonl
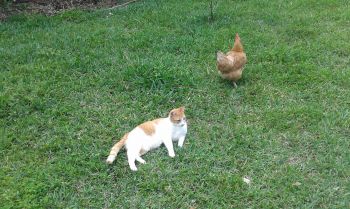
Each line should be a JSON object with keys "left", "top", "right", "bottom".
{"left": 169, "top": 106, "right": 186, "bottom": 126}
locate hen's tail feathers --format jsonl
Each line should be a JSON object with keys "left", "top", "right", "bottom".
{"left": 106, "top": 133, "right": 128, "bottom": 164}
{"left": 232, "top": 33, "right": 243, "bottom": 52}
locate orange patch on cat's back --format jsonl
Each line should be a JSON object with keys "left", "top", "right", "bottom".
{"left": 138, "top": 121, "right": 156, "bottom": 136}
{"left": 152, "top": 118, "right": 163, "bottom": 124}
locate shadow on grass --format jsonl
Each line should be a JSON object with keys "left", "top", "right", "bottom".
{"left": 217, "top": 76, "right": 247, "bottom": 88}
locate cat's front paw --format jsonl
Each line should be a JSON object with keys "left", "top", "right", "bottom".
{"left": 178, "top": 137, "right": 185, "bottom": 148}
{"left": 169, "top": 153, "right": 175, "bottom": 158}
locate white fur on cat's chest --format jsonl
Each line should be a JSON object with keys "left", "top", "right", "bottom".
{"left": 172, "top": 123, "right": 187, "bottom": 141}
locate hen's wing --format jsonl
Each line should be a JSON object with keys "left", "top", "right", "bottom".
{"left": 227, "top": 52, "right": 247, "bottom": 70}
{"left": 217, "top": 51, "right": 234, "bottom": 73}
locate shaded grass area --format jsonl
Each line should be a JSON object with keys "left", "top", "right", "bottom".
{"left": 1, "top": 0, "right": 350, "bottom": 208}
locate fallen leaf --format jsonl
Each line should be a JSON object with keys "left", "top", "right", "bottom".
{"left": 292, "top": 182, "right": 302, "bottom": 186}
{"left": 243, "top": 176, "right": 251, "bottom": 185}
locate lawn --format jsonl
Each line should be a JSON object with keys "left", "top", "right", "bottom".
{"left": 1, "top": 0, "right": 349, "bottom": 208}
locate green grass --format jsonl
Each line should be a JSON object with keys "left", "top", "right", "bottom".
{"left": 1, "top": 0, "right": 350, "bottom": 208}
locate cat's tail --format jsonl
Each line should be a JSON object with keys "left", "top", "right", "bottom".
{"left": 106, "top": 133, "right": 129, "bottom": 164}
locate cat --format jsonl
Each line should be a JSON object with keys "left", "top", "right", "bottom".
{"left": 106, "top": 107, "right": 188, "bottom": 171}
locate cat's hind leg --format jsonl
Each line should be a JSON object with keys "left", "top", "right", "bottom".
{"left": 127, "top": 150, "right": 138, "bottom": 171}
{"left": 136, "top": 156, "right": 146, "bottom": 164}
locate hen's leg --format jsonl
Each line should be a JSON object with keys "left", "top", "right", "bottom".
{"left": 233, "top": 82, "right": 237, "bottom": 88}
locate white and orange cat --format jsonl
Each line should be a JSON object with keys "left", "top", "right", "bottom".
{"left": 106, "top": 107, "right": 188, "bottom": 171}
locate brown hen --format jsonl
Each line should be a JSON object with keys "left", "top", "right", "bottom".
{"left": 217, "top": 33, "right": 247, "bottom": 87}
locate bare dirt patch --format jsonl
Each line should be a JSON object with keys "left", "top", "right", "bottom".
{"left": 0, "top": 0, "right": 135, "bottom": 20}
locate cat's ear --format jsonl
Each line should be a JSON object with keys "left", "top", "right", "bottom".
{"left": 179, "top": 106, "right": 185, "bottom": 112}
{"left": 170, "top": 110, "right": 176, "bottom": 116}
